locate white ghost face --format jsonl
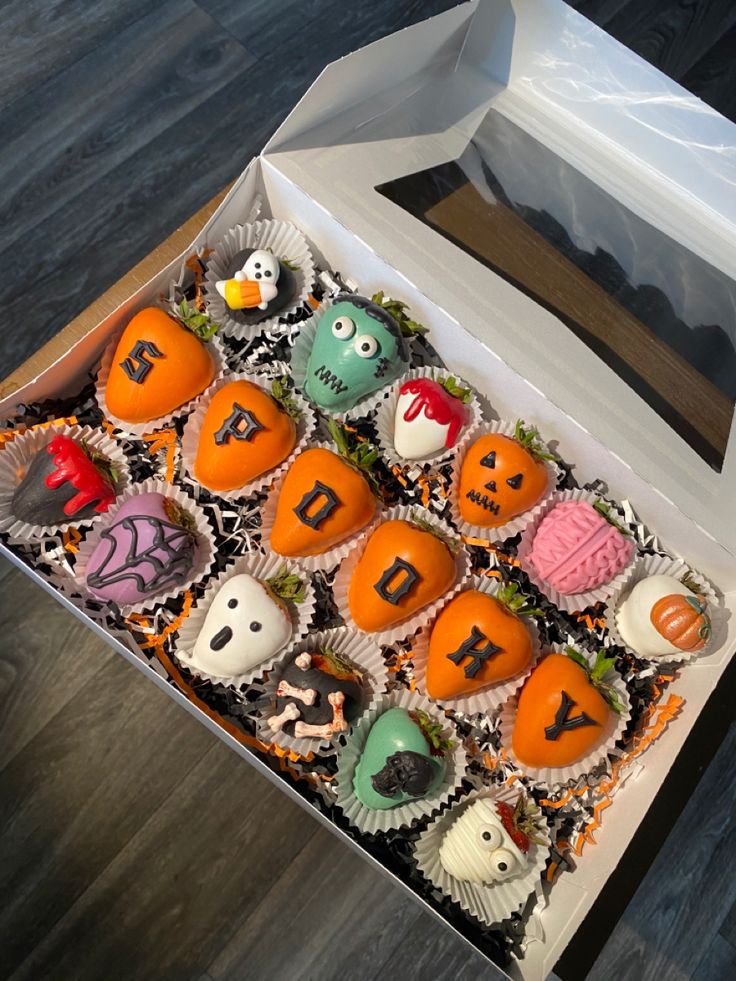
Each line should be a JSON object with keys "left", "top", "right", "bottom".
{"left": 241, "top": 250, "right": 281, "bottom": 286}
{"left": 439, "top": 798, "right": 526, "bottom": 885}
{"left": 189, "top": 574, "right": 292, "bottom": 679}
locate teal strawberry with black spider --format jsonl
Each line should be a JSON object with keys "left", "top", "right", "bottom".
{"left": 12, "top": 435, "right": 118, "bottom": 526}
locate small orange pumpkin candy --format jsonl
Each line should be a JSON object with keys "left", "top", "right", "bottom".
{"left": 512, "top": 650, "right": 621, "bottom": 769}
{"left": 425, "top": 588, "right": 535, "bottom": 700}
{"left": 194, "top": 380, "right": 297, "bottom": 492}
{"left": 458, "top": 421, "right": 554, "bottom": 529}
{"left": 348, "top": 518, "right": 457, "bottom": 632}
{"left": 105, "top": 307, "right": 216, "bottom": 424}
{"left": 271, "top": 447, "right": 376, "bottom": 557}
{"left": 650, "top": 593, "right": 711, "bottom": 652}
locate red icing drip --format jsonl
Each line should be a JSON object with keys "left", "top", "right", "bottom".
{"left": 44, "top": 436, "right": 117, "bottom": 516}
{"left": 399, "top": 378, "right": 471, "bottom": 449}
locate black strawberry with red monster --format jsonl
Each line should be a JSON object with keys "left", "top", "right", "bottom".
{"left": 13, "top": 435, "right": 118, "bottom": 526}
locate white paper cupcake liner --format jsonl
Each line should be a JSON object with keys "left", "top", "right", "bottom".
{"left": 290, "top": 297, "right": 410, "bottom": 421}
{"left": 259, "top": 440, "right": 382, "bottom": 573}
{"left": 332, "top": 505, "right": 470, "bottom": 645}
{"left": 607, "top": 552, "right": 724, "bottom": 666}
{"left": 171, "top": 551, "right": 317, "bottom": 688}
{"left": 411, "top": 574, "right": 543, "bottom": 716}
{"left": 496, "top": 643, "right": 632, "bottom": 788}
{"left": 255, "top": 627, "right": 390, "bottom": 758}
{"left": 412, "top": 784, "right": 551, "bottom": 927}
{"left": 333, "top": 688, "right": 466, "bottom": 833}
{"left": 374, "top": 366, "right": 482, "bottom": 470}
{"left": 95, "top": 324, "right": 226, "bottom": 440}
{"left": 71, "top": 476, "right": 217, "bottom": 616}
{"left": 449, "top": 421, "right": 561, "bottom": 544}
{"left": 203, "top": 220, "right": 315, "bottom": 339}
{"left": 179, "top": 370, "right": 316, "bottom": 502}
{"left": 0, "top": 423, "right": 130, "bottom": 540}
{"left": 516, "top": 489, "right": 639, "bottom": 614}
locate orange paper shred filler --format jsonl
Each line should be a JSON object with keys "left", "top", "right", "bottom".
{"left": 63, "top": 527, "right": 82, "bottom": 554}
{"left": 0, "top": 416, "right": 79, "bottom": 450}
{"left": 142, "top": 428, "right": 177, "bottom": 483}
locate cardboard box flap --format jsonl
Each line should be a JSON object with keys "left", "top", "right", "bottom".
{"left": 257, "top": 0, "right": 736, "bottom": 554}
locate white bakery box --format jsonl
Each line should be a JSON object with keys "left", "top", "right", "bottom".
{"left": 2, "top": 0, "right": 735, "bottom": 978}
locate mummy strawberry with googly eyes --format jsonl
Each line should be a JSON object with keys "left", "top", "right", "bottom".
{"left": 186, "top": 568, "right": 305, "bottom": 680}
{"left": 393, "top": 376, "right": 473, "bottom": 461}
{"left": 439, "top": 794, "right": 545, "bottom": 885}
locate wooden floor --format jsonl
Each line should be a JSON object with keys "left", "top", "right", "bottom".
{"left": 2, "top": 1, "right": 736, "bottom": 979}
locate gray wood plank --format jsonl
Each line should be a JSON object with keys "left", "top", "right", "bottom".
{"left": 0, "top": 0, "right": 153, "bottom": 107}
{"left": 198, "top": 0, "right": 333, "bottom": 59}
{"left": 0, "top": 0, "right": 253, "bottom": 257}
{"left": 586, "top": 722, "right": 736, "bottom": 981}
{"left": 693, "top": 933, "right": 736, "bottom": 981}
{"left": 680, "top": 20, "right": 736, "bottom": 122}
{"left": 207, "top": 825, "right": 423, "bottom": 981}
{"left": 0, "top": 0, "right": 461, "bottom": 377}
{"left": 0, "top": 564, "right": 111, "bottom": 770}
{"left": 8, "top": 741, "right": 319, "bottom": 981}
{"left": 604, "top": 0, "right": 736, "bottom": 80}
{"left": 0, "top": 653, "right": 216, "bottom": 979}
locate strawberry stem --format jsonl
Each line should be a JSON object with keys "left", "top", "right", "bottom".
{"left": 408, "top": 511, "right": 459, "bottom": 553}
{"left": 409, "top": 708, "right": 454, "bottom": 756}
{"left": 162, "top": 498, "right": 196, "bottom": 534}
{"left": 371, "top": 290, "right": 427, "bottom": 337}
{"left": 593, "top": 499, "right": 630, "bottom": 536}
{"left": 563, "top": 645, "right": 625, "bottom": 715}
{"left": 171, "top": 298, "right": 220, "bottom": 341}
{"left": 265, "top": 565, "right": 305, "bottom": 604}
{"left": 81, "top": 439, "right": 118, "bottom": 487}
{"left": 271, "top": 376, "right": 303, "bottom": 420}
{"left": 513, "top": 419, "right": 559, "bottom": 463}
{"left": 494, "top": 580, "right": 545, "bottom": 619}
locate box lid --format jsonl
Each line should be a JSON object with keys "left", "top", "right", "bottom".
{"left": 261, "top": 0, "right": 736, "bottom": 554}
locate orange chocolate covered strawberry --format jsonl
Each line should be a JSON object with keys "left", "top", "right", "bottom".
{"left": 458, "top": 420, "right": 556, "bottom": 529}
{"left": 194, "top": 378, "right": 298, "bottom": 492}
{"left": 426, "top": 582, "right": 540, "bottom": 700}
{"left": 348, "top": 516, "right": 457, "bottom": 632}
{"left": 105, "top": 304, "right": 217, "bottom": 424}
{"left": 512, "top": 648, "right": 625, "bottom": 769}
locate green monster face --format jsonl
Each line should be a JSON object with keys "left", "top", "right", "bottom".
{"left": 304, "top": 295, "right": 409, "bottom": 413}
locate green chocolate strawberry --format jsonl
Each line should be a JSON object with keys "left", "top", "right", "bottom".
{"left": 352, "top": 707, "right": 451, "bottom": 810}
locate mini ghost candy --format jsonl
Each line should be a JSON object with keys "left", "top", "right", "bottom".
{"left": 439, "top": 795, "right": 543, "bottom": 885}
{"left": 616, "top": 575, "right": 712, "bottom": 659}
{"left": 12, "top": 435, "right": 117, "bottom": 526}
{"left": 215, "top": 249, "right": 280, "bottom": 311}
{"left": 352, "top": 707, "right": 449, "bottom": 810}
{"left": 303, "top": 295, "right": 409, "bottom": 413}
{"left": 85, "top": 493, "right": 198, "bottom": 606}
{"left": 188, "top": 573, "right": 295, "bottom": 680}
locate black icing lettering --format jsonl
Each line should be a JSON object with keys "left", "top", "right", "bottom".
{"left": 119, "top": 339, "right": 163, "bottom": 383}
{"left": 213, "top": 402, "right": 264, "bottom": 445}
{"left": 446, "top": 625, "right": 502, "bottom": 679}
{"left": 544, "top": 690, "right": 599, "bottom": 741}
{"left": 293, "top": 480, "right": 340, "bottom": 530}
{"left": 373, "top": 557, "right": 420, "bottom": 605}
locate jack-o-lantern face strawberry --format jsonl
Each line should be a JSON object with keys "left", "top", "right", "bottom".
{"left": 270, "top": 445, "right": 377, "bottom": 558}
{"left": 511, "top": 648, "right": 624, "bottom": 769}
{"left": 105, "top": 305, "right": 217, "bottom": 424}
{"left": 457, "top": 421, "right": 556, "bottom": 529}
{"left": 193, "top": 379, "right": 298, "bottom": 492}
{"left": 347, "top": 518, "right": 458, "bottom": 632}
{"left": 425, "top": 583, "right": 539, "bottom": 700}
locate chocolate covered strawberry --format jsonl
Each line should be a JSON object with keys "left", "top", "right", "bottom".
{"left": 393, "top": 376, "right": 472, "bottom": 460}
{"left": 12, "top": 435, "right": 118, "bottom": 526}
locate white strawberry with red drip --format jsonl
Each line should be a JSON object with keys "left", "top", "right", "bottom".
{"left": 393, "top": 376, "right": 472, "bottom": 461}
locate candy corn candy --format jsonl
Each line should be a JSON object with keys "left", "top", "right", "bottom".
{"left": 215, "top": 277, "right": 279, "bottom": 311}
